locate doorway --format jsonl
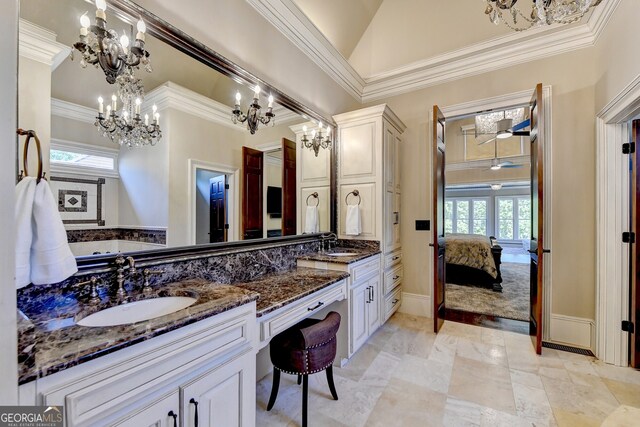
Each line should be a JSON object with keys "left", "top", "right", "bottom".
{"left": 195, "top": 168, "right": 230, "bottom": 244}
{"left": 432, "top": 85, "right": 553, "bottom": 355}
{"left": 443, "top": 111, "right": 532, "bottom": 330}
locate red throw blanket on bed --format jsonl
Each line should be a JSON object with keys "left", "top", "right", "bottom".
{"left": 444, "top": 234, "right": 498, "bottom": 279}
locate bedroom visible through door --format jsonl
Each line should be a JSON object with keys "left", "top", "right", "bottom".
{"left": 443, "top": 107, "right": 532, "bottom": 332}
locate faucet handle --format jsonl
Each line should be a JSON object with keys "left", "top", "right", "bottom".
{"left": 76, "top": 276, "right": 102, "bottom": 304}
{"left": 142, "top": 269, "right": 165, "bottom": 293}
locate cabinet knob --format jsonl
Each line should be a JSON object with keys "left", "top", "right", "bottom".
{"left": 189, "top": 398, "right": 199, "bottom": 427}
{"left": 168, "top": 411, "right": 178, "bottom": 427}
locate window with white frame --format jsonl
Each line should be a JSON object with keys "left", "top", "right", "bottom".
{"left": 496, "top": 196, "right": 531, "bottom": 241}
{"left": 50, "top": 139, "right": 119, "bottom": 178}
{"left": 444, "top": 198, "right": 488, "bottom": 235}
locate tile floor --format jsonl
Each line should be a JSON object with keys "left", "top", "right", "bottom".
{"left": 256, "top": 313, "right": 640, "bottom": 426}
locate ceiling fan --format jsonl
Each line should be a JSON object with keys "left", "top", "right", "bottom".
{"left": 486, "top": 139, "right": 525, "bottom": 171}
{"left": 474, "top": 108, "right": 530, "bottom": 146}
{"left": 477, "top": 118, "right": 530, "bottom": 146}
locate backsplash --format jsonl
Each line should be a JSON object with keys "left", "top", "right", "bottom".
{"left": 66, "top": 228, "right": 167, "bottom": 245}
{"left": 336, "top": 239, "right": 380, "bottom": 251}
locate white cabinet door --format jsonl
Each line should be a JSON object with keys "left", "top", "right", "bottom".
{"left": 112, "top": 391, "right": 180, "bottom": 427}
{"left": 350, "top": 281, "right": 369, "bottom": 354}
{"left": 367, "top": 276, "right": 381, "bottom": 334}
{"left": 384, "top": 191, "right": 394, "bottom": 253}
{"left": 394, "top": 133, "right": 401, "bottom": 193}
{"left": 384, "top": 124, "right": 395, "bottom": 193}
{"left": 393, "top": 192, "right": 401, "bottom": 250}
{"left": 181, "top": 351, "right": 255, "bottom": 427}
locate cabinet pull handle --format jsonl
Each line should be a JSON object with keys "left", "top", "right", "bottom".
{"left": 307, "top": 301, "right": 324, "bottom": 311}
{"left": 365, "top": 286, "right": 370, "bottom": 303}
{"left": 392, "top": 256, "right": 400, "bottom": 260}
{"left": 393, "top": 275, "right": 400, "bottom": 280}
{"left": 392, "top": 299, "right": 399, "bottom": 305}
{"left": 190, "top": 398, "right": 199, "bottom": 427}
{"left": 371, "top": 286, "right": 374, "bottom": 302}
{"left": 168, "top": 411, "right": 178, "bottom": 427}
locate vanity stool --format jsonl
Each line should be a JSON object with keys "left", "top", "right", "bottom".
{"left": 266, "top": 311, "right": 341, "bottom": 427}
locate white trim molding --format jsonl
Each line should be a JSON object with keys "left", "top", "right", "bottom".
{"left": 19, "top": 19, "right": 70, "bottom": 70}
{"left": 595, "top": 73, "right": 640, "bottom": 366}
{"left": 187, "top": 159, "right": 240, "bottom": 245}
{"left": 549, "top": 314, "right": 595, "bottom": 351}
{"left": 399, "top": 292, "right": 432, "bottom": 318}
{"left": 51, "top": 98, "right": 97, "bottom": 124}
{"left": 438, "top": 86, "right": 553, "bottom": 341}
{"left": 245, "top": 0, "right": 620, "bottom": 102}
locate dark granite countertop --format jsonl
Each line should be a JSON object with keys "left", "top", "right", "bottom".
{"left": 233, "top": 267, "right": 350, "bottom": 317}
{"left": 17, "top": 279, "right": 259, "bottom": 384}
{"left": 296, "top": 247, "right": 381, "bottom": 264}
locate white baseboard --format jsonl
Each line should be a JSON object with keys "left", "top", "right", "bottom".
{"left": 398, "top": 292, "right": 432, "bottom": 318}
{"left": 549, "top": 314, "right": 595, "bottom": 351}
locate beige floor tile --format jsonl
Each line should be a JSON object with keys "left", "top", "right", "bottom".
{"left": 442, "top": 397, "right": 482, "bottom": 426}
{"left": 429, "top": 333, "right": 458, "bottom": 366}
{"left": 448, "top": 356, "right": 516, "bottom": 414}
{"left": 481, "top": 328, "right": 505, "bottom": 347}
{"left": 512, "top": 382, "right": 555, "bottom": 425}
{"left": 601, "top": 405, "right": 640, "bottom": 427}
{"left": 456, "top": 337, "right": 509, "bottom": 367}
{"left": 592, "top": 360, "right": 640, "bottom": 386}
{"left": 366, "top": 377, "right": 447, "bottom": 427}
{"left": 407, "top": 329, "right": 437, "bottom": 359}
{"left": 392, "top": 353, "right": 452, "bottom": 394}
{"left": 542, "top": 375, "right": 620, "bottom": 422}
{"left": 552, "top": 408, "right": 601, "bottom": 427}
{"left": 602, "top": 377, "right": 640, "bottom": 407}
{"left": 359, "top": 350, "right": 401, "bottom": 389}
{"left": 510, "top": 369, "right": 544, "bottom": 389}
{"left": 333, "top": 343, "right": 379, "bottom": 382}
{"left": 538, "top": 366, "right": 571, "bottom": 381}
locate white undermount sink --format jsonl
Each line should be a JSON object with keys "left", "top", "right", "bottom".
{"left": 326, "top": 252, "right": 355, "bottom": 257}
{"left": 77, "top": 296, "right": 197, "bottom": 327}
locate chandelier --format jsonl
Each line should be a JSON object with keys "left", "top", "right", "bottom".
{"left": 95, "top": 94, "right": 161, "bottom": 148}
{"left": 484, "top": 0, "right": 603, "bottom": 31}
{"left": 232, "top": 85, "right": 275, "bottom": 134}
{"left": 72, "top": 0, "right": 152, "bottom": 84}
{"left": 301, "top": 123, "right": 332, "bottom": 157}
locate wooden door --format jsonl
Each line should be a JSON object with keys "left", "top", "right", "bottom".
{"left": 529, "top": 83, "right": 546, "bottom": 355}
{"left": 631, "top": 120, "right": 640, "bottom": 367}
{"left": 181, "top": 351, "right": 255, "bottom": 427}
{"left": 281, "top": 138, "right": 297, "bottom": 236}
{"left": 432, "top": 105, "right": 446, "bottom": 333}
{"left": 209, "top": 175, "right": 227, "bottom": 243}
{"left": 242, "top": 147, "right": 263, "bottom": 240}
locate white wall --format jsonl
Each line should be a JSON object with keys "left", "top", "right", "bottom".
{"left": 265, "top": 156, "right": 283, "bottom": 232}
{"left": 1, "top": 0, "right": 19, "bottom": 405}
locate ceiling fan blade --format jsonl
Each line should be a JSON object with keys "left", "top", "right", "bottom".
{"left": 500, "top": 164, "right": 524, "bottom": 168}
{"left": 511, "top": 119, "right": 530, "bottom": 132}
{"left": 498, "top": 160, "right": 513, "bottom": 166}
{"left": 478, "top": 136, "right": 497, "bottom": 146}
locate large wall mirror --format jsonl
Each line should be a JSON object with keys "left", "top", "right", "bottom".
{"left": 17, "top": 0, "right": 336, "bottom": 260}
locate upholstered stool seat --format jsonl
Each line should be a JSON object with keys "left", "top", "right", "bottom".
{"left": 267, "top": 311, "right": 341, "bottom": 427}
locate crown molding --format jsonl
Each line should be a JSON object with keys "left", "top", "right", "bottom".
{"left": 246, "top": 0, "right": 621, "bottom": 103}
{"left": 332, "top": 103, "right": 406, "bottom": 132}
{"left": 245, "top": 0, "right": 365, "bottom": 100}
{"left": 51, "top": 98, "right": 96, "bottom": 124}
{"left": 19, "top": 19, "right": 70, "bottom": 70}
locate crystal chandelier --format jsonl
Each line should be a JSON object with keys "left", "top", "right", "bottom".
{"left": 484, "top": 0, "right": 603, "bottom": 31}
{"left": 232, "top": 85, "right": 275, "bottom": 134}
{"left": 301, "top": 123, "right": 332, "bottom": 157}
{"left": 95, "top": 94, "right": 161, "bottom": 148}
{"left": 72, "top": 0, "right": 152, "bottom": 84}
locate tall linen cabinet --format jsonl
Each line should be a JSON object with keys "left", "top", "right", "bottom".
{"left": 333, "top": 104, "right": 405, "bottom": 324}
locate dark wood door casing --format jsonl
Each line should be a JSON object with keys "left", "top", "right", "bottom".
{"left": 529, "top": 83, "right": 545, "bottom": 355}
{"left": 433, "top": 105, "right": 446, "bottom": 334}
{"left": 282, "top": 138, "right": 297, "bottom": 236}
{"left": 242, "top": 146, "right": 264, "bottom": 240}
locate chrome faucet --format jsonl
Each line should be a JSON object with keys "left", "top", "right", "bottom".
{"left": 142, "top": 268, "right": 165, "bottom": 293}
{"left": 320, "top": 233, "right": 338, "bottom": 252}
{"left": 114, "top": 254, "right": 138, "bottom": 297}
{"left": 76, "top": 276, "right": 101, "bottom": 304}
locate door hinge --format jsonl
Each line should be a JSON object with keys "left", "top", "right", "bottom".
{"left": 623, "top": 232, "right": 635, "bottom": 243}
{"left": 622, "top": 320, "right": 635, "bottom": 333}
{"left": 224, "top": 184, "right": 230, "bottom": 190}
{"left": 224, "top": 224, "right": 230, "bottom": 230}
{"left": 623, "top": 142, "right": 636, "bottom": 154}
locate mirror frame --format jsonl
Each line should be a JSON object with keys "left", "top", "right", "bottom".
{"left": 36, "top": 0, "right": 337, "bottom": 270}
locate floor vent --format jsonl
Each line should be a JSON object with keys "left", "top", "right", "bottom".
{"left": 542, "top": 341, "right": 595, "bottom": 357}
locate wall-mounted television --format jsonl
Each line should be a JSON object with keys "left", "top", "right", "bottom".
{"left": 267, "top": 186, "right": 282, "bottom": 217}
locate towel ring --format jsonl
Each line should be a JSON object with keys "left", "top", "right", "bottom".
{"left": 306, "top": 192, "right": 319, "bottom": 207}
{"left": 345, "top": 189, "right": 361, "bottom": 206}
{"left": 17, "top": 128, "right": 45, "bottom": 184}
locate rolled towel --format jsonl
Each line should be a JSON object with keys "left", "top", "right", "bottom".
{"left": 15, "top": 177, "right": 37, "bottom": 288}
{"left": 304, "top": 205, "right": 320, "bottom": 233}
{"left": 30, "top": 180, "right": 77, "bottom": 285}
{"left": 345, "top": 204, "right": 362, "bottom": 236}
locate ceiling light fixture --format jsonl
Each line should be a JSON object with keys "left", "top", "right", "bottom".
{"left": 95, "top": 94, "right": 161, "bottom": 148}
{"left": 72, "top": 1, "right": 152, "bottom": 85}
{"left": 484, "top": 0, "right": 602, "bottom": 32}
{"left": 491, "top": 183, "right": 503, "bottom": 190}
{"left": 490, "top": 158, "right": 502, "bottom": 170}
{"left": 232, "top": 85, "right": 275, "bottom": 134}
{"left": 301, "top": 122, "right": 332, "bottom": 157}
{"left": 475, "top": 108, "right": 524, "bottom": 138}
{"left": 496, "top": 118, "right": 513, "bottom": 139}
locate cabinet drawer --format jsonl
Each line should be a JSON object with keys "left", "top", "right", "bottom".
{"left": 260, "top": 280, "right": 347, "bottom": 343}
{"left": 384, "top": 250, "right": 402, "bottom": 269}
{"left": 385, "top": 287, "right": 402, "bottom": 321}
{"left": 350, "top": 256, "right": 381, "bottom": 283}
{"left": 384, "top": 264, "right": 403, "bottom": 294}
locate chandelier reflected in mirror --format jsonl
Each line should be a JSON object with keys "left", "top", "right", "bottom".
{"left": 232, "top": 85, "right": 275, "bottom": 134}
{"left": 95, "top": 94, "right": 161, "bottom": 148}
{"left": 301, "top": 123, "right": 332, "bottom": 157}
{"left": 484, "top": 0, "right": 603, "bottom": 31}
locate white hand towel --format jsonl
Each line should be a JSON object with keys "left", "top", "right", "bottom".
{"left": 304, "top": 206, "right": 320, "bottom": 233}
{"left": 345, "top": 205, "right": 362, "bottom": 236}
{"left": 15, "top": 177, "right": 37, "bottom": 288}
{"left": 30, "top": 180, "right": 77, "bottom": 285}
